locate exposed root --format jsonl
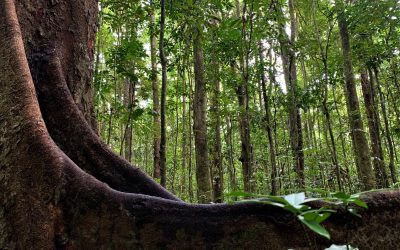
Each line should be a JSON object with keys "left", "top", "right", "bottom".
{"left": 31, "top": 50, "right": 180, "bottom": 201}
{"left": 59, "top": 154, "right": 307, "bottom": 249}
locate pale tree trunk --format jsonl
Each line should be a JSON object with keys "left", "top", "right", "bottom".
{"left": 193, "top": 23, "right": 213, "bottom": 203}
{"left": 336, "top": 0, "right": 375, "bottom": 190}
{"left": 1, "top": 0, "right": 400, "bottom": 249}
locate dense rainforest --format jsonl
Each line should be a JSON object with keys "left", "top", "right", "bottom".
{"left": 94, "top": 0, "right": 400, "bottom": 201}
{"left": 1, "top": 0, "right": 400, "bottom": 248}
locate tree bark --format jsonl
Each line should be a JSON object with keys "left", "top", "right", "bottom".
{"left": 235, "top": 0, "right": 255, "bottom": 193}
{"left": 360, "top": 69, "right": 388, "bottom": 188}
{"left": 122, "top": 78, "right": 135, "bottom": 162}
{"left": 150, "top": 0, "right": 161, "bottom": 179}
{"left": 209, "top": 45, "right": 224, "bottom": 203}
{"left": 259, "top": 43, "right": 278, "bottom": 195}
{"left": 274, "top": 0, "right": 305, "bottom": 188}
{"left": 193, "top": 24, "right": 213, "bottom": 203}
{"left": 159, "top": 0, "right": 167, "bottom": 187}
{"left": 336, "top": 1, "right": 375, "bottom": 190}
{"left": 372, "top": 66, "right": 398, "bottom": 185}
{"left": 1, "top": 0, "right": 400, "bottom": 249}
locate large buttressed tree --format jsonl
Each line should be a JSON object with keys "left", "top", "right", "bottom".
{"left": 1, "top": 0, "right": 400, "bottom": 248}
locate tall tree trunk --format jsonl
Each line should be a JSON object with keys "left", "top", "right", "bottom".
{"left": 150, "top": 0, "right": 161, "bottom": 179}
{"left": 311, "top": 1, "right": 342, "bottom": 191}
{"left": 209, "top": 46, "right": 224, "bottom": 203}
{"left": 180, "top": 66, "right": 188, "bottom": 197}
{"left": 332, "top": 84, "right": 352, "bottom": 191}
{"left": 193, "top": 24, "right": 213, "bottom": 203}
{"left": 123, "top": 78, "right": 134, "bottom": 162}
{"left": 373, "top": 66, "right": 398, "bottom": 184}
{"left": 188, "top": 59, "right": 195, "bottom": 202}
{"left": 235, "top": 0, "right": 255, "bottom": 193}
{"left": 159, "top": 0, "right": 167, "bottom": 187}
{"left": 259, "top": 43, "right": 278, "bottom": 195}
{"left": 274, "top": 0, "right": 305, "bottom": 188}
{"left": 225, "top": 117, "right": 237, "bottom": 192}
{"left": 360, "top": 69, "right": 388, "bottom": 187}
{"left": 336, "top": 1, "right": 375, "bottom": 190}
{"left": 171, "top": 79, "right": 180, "bottom": 193}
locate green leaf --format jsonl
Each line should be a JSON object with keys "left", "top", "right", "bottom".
{"left": 298, "top": 215, "right": 331, "bottom": 239}
{"left": 316, "top": 213, "right": 331, "bottom": 223}
{"left": 348, "top": 198, "right": 368, "bottom": 209}
{"left": 332, "top": 191, "right": 351, "bottom": 200}
{"left": 131, "top": 108, "right": 144, "bottom": 120}
{"left": 301, "top": 210, "right": 331, "bottom": 223}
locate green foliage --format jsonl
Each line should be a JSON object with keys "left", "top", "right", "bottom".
{"left": 226, "top": 189, "right": 369, "bottom": 240}
{"left": 95, "top": 0, "right": 400, "bottom": 204}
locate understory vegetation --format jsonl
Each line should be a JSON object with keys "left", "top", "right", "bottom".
{"left": 93, "top": 0, "right": 400, "bottom": 203}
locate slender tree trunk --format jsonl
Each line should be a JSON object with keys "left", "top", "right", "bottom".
{"left": 123, "top": 78, "right": 134, "bottom": 162}
{"left": 373, "top": 66, "right": 398, "bottom": 184}
{"left": 274, "top": 0, "right": 305, "bottom": 188}
{"left": 193, "top": 24, "right": 213, "bottom": 203}
{"left": 311, "top": 2, "right": 342, "bottom": 191}
{"left": 171, "top": 77, "right": 180, "bottom": 192}
{"left": 225, "top": 116, "right": 237, "bottom": 192}
{"left": 332, "top": 84, "right": 351, "bottom": 191}
{"left": 180, "top": 66, "right": 188, "bottom": 197}
{"left": 259, "top": 43, "right": 278, "bottom": 195}
{"left": 150, "top": 0, "right": 161, "bottom": 179}
{"left": 188, "top": 60, "right": 195, "bottom": 202}
{"left": 321, "top": 83, "right": 342, "bottom": 191}
{"left": 209, "top": 45, "right": 224, "bottom": 203}
{"left": 360, "top": 69, "right": 388, "bottom": 187}
{"left": 159, "top": 0, "right": 167, "bottom": 187}
{"left": 336, "top": 1, "right": 375, "bottom": 190}
{"left": 235, "top": 0, "right": 255, "bottom": 193}
{"left": 107, "top": 106, "right": 113, "bottom": 145}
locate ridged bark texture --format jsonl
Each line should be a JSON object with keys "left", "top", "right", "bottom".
{"left": 337, "top": 2, "right": 375, "bottom": 190}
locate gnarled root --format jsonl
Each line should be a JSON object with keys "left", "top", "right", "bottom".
{"left": 31, "top": 50, "right": 179, "bottom": 201}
